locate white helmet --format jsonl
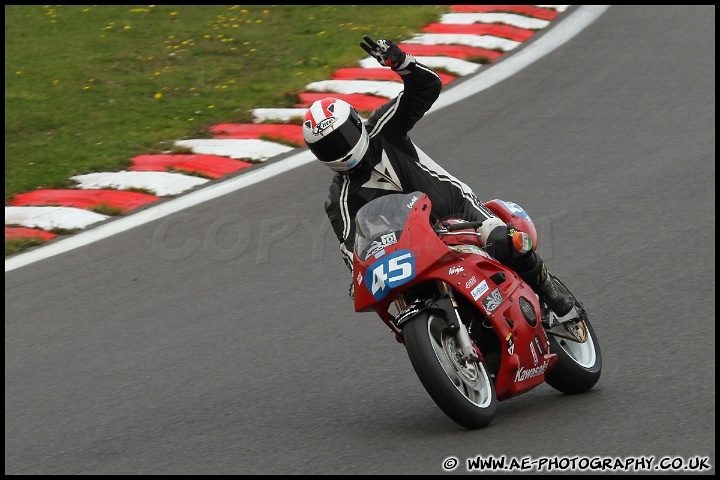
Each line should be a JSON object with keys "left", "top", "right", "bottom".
{"left": 303, "top": 97, "right": 369, "bottom": 173}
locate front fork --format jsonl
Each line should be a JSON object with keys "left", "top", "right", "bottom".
{"left": 437, "top": 281, "right": 479, "bottom": 363}
{"left": 392, "top": 281, "right": 480, "bottom": 363}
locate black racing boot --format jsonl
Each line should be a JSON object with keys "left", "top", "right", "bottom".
{"left": 519, "top": 254, "right": 575, "bottom": 317}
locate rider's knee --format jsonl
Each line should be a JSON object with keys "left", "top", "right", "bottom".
{"left": 482, "top": 222, "right": 510, "bottom": 261}
{"left": 484, "top": 222, "right": 537, "bottom": 272}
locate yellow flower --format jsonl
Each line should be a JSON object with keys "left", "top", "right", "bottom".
{"left": 154, "top": 93, "right": 163, "bottom": 99}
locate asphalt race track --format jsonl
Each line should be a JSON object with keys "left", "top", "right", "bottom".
{"left": 5, "top": 5, "right": 715, "bottom": 475}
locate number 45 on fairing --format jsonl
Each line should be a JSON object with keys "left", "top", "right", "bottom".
{"left": 365, "top": 250, "right": 416, "bottom": 300}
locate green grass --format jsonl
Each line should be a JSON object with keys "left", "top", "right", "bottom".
{"left": 5, "top": 5, "right": 448, "bottom": 202}
{"left": 5, "top": 237, "right": 47, "bottom": 256}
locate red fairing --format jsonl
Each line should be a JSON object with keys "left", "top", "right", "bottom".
{"left": 352, "top": 193, "right": 557, "bottom": 401}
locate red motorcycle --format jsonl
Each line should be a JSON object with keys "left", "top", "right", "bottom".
{"left": 352, "top": 191, "right": 601, "bottom": 429}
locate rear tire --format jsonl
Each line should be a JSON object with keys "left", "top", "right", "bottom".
{"left": 543, "top": 277, "right": 602, "bottom": 394}
{"left": 402, "top": 312, "right": 497, "bottom": 429}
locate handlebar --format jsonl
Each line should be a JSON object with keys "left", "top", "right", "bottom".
{"left": 434, "top": 219, "right": 484, "bottom": 234}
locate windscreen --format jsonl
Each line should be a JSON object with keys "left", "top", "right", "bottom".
{"left": 354, "top": 192, "right": 422, "bottom": 260}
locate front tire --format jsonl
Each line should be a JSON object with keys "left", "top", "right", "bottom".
{"left": 402, "top": 312, "right": 497, "bottom": 429}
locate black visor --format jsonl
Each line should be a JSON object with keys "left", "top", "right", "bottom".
{"left": 308, "top": 110, "right": 362, "bottom": 163}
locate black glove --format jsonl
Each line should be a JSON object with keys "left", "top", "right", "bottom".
{"left": 359, "top": 35, "right": 413, "bottom": 71}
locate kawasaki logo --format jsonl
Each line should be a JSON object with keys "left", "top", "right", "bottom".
{"left": 514, "top": 360, "right": 549, "bottom": 382}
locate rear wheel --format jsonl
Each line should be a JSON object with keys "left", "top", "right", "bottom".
{"left": 402, "top": 312, "right": 497, "bottom": 429}
{"left": 543, "top": 277, "right": 602, "bottom": 394}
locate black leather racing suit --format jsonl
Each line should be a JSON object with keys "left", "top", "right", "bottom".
{"left": 324, "top": 59, "right": 498, "bottom": 272}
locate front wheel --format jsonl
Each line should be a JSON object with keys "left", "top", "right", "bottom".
{"left": 543, "top": 277, "right": 602, "bottom": 394}
{"left": 402, "top": 312, "right": 497, "bottom": 429}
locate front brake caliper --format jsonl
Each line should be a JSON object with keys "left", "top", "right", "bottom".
{"left": 564, "top": 320, "right": 588, "bottom": 343}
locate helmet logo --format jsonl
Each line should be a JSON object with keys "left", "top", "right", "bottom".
{"left": 304, "top": 116, "right": 336, "bottom": 136}
{"left": 303, "top": 97, "right": 343, "bottom": 137}
{"left": 314, "top": 116, "right": 335, "bottom": 135}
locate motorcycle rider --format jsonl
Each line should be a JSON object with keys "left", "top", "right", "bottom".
{"left": 303, "top": 36, "right": 575, "bottom": 316}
